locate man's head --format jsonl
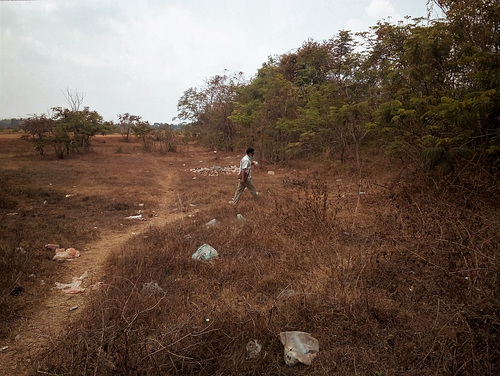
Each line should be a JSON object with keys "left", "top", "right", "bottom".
{"left": 246, "top": 147, "right": 255, "bottom": 157}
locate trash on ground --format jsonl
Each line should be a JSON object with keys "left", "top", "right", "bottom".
{"left": 237, "top": 214, "right": 245, "bottom": 221}
{"left": 69, "top": 306, "right": 78, "bottom": 311}
{"left": 267, "top": 171, "right": 275, "bottom": 175}
{"left": 0, "top": 346, "right": 8, "bottom": 352}
{"left": 279, "top": 331, "right": 319, "bottom": 366}
{"left": 192, "top": 244, "right": 219, "bottom": 261}
{"left": 206, "top": 219, "right": 217, "bottom": 228}
{"left": 54, "top": 271, "right": 88, "bottom": 294}
{"left": 246, "top": 339, "right": 262, "bottom": 359}
{"left": 45, "top": 243, "right": 60, "bottom": 250}
{"left": 142, "top": 282, "right": 165, "bottom": 294}
{"left": 189, "top": 165, "right": 239, "bottom": 177}
{"left": 125, "top": 214, "right": 146, "bottom": 221}
{"left": 53, "top": 247, "right": 81, "bottom": 261}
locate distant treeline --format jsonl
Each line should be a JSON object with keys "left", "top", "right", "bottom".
{"left": 0, "top": 118, "right": 22, "bottom": 130}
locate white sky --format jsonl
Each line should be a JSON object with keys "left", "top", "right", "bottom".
{"left": 0, "top": 0, "right": 441, "bottom": 124}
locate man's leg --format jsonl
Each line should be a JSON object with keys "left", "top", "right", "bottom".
{"left": 231, "top": 182, "right": 246, "bottom": 204}
{"left": 245, "top": 180, "right": 258, "bottom": 200}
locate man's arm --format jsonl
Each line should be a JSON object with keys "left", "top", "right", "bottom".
{"left": 240, "top": 170, "right": 248, "bottom": 183}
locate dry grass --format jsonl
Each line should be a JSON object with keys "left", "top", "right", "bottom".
{"left": 1, "top": 134, "right": 499, "bottom": 375}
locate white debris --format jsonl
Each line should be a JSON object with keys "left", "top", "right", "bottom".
{"left": 54, "top": 271, "right": 88, "bottom": 294}
{"left": 280, "top": 331, "right": 319, "bottom": 366}
{"left": 142, "top": 282, "right": 165, "bottom": 294}
{"left": 53, "top": 247, "right": 81, "bottom": 261}
{"left": 246, "top": 339, "right": 262, "bottom": 359}
{"left": 192, "top": 244, "right": 219, "bottom": 261}
{"left": 189, "top": 165, "right": 239, "bottom": 177}
{"left": 206, "top": 219, "right": 217, "bottom": 228}
{"left": 125, "top": 214, "right": 146, "bottom": 220}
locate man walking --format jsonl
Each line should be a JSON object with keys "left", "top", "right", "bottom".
{"left": 230, "top": 147, "right": 258, "bottom": 204}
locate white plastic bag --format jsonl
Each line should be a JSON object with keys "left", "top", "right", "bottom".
{"left": 205, "top": 219, "right": 217, "bottom": 228}
{"left": 54, "top": 271, "right": 88, "bottom": 294}
{"left": 192, "top": 244, "right": 219, "bottom": 261}
{"left": 279, "top": 331, "right": 319, "bottom": 366}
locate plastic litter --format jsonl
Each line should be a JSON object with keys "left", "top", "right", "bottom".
{"left": 53, "top": 247, "right": 80, "bottom": 261}
{"left": 125, "top": 214, "right": 146, "bottom": 220}
{"left": 192, "top": 244, "right": 219, "bottom": 261}
{"left": 54, "top": 271, "right": 88, "bottom": 294}
{"left": 142, "top": 282, "right": 165, "bottom": 294}
{"left": 246, "top": 339, "right": 262, "bottom": 359}
{"left": 237, "top": 214, "right": 245, "bottom": 221}
{"left": 189, "top": 165, "right": 239, "bottom": 177}
{"left": 206, "top": 219, "right": 217, "bottom": 228}
{"left": 279, "top": 331, "right": 319, "bottom": 366}
{"left": 45, "top": 243, "right": 60, "bottom": 250}
{"left": 267, "top": 171, "right": 275, "bottom": 175}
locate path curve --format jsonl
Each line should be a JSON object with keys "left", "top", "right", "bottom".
{"left": 1, "top": 156, "right": 186, "bottom": 375}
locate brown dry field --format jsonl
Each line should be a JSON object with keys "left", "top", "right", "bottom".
{"left": 0, "top": 133, "right": 295, "bottom": 374}
{"left": 0, "top": 133, "right": 498, "bottom": 375}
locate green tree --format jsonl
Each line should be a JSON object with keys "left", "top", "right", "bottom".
{"left": 117, "top": 113, "right": 142, "bottom": 142}
{"left": 177, "top": 72, "right": 245, "bottom": 151}
{"left": 131, "top": 120, "right": 153, "bottom": 150}
{"left": 51, "top": 107, "right": 106, "bottom": 152}
{"left": 330, "top": 102, "right": 372, "bottom": 173}
{"left": 20, "top": 114, "right": 54, "bottom": 155}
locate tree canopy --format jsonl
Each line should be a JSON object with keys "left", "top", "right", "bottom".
{"left": 177, "top": 0, "right": 499, "bottom": 177}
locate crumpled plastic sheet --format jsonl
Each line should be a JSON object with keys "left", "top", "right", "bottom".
{"left": 54, "top": 271, "right": 88, "bottom": 294}
{"left": 192, "top": 244, "right": 219, "bottom": 261}
{"left": 280, "top": 331, "right": 319, "bottom": 366}
{"left": 53, "top": 247, "right": 80, "bottom": 261}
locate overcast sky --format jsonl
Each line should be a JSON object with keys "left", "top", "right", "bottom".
{"left": 0, "top": 0, "right": 442, "bottom": 124}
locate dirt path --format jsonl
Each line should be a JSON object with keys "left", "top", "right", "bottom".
{"left": 0, "top": 155, "right": 187, "bottom": 375}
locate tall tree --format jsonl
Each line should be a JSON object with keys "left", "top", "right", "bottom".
{"left": 117, "top": 113, "right": 142, "bottom": 143}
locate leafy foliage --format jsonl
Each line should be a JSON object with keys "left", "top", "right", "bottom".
{"left": 178, "top": 1, "right": 499, "bottom": 174}
{"left": 21, "top": 107, "right": 113, "bottom": 158}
